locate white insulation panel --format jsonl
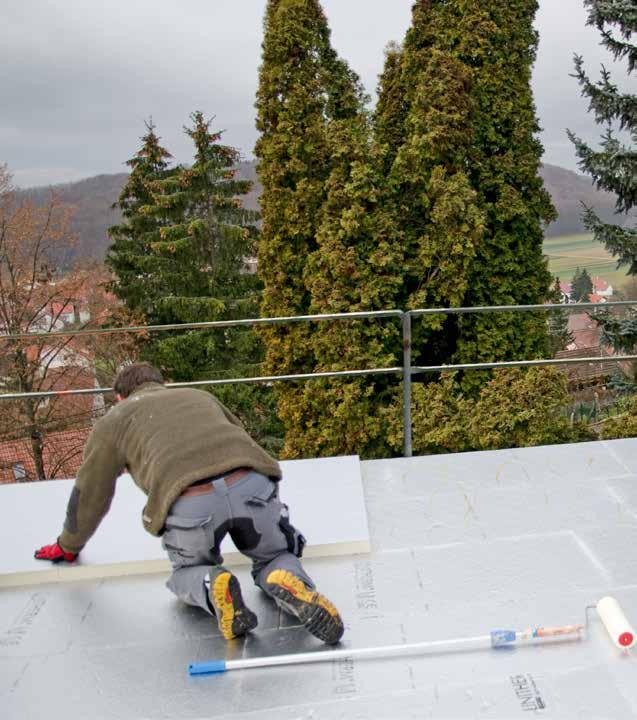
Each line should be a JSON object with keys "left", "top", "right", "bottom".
{"left": 0, "top": 455, "right": 369, "bottom": 587}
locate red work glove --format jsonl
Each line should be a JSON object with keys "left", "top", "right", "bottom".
{"left": 34, "top": 541, "right": 78, "bottom": 564}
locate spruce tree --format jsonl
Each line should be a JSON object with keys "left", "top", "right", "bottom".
{"left": 571, "top": 266, "right": 594, "bottom": 301}
{"left": 110, "top": 114, "right": 280, "bottom": 449}
{"left": 106, "top": 120, "right": 173, "bottom": 313}
{"left": 141, "top": 112, "right": 261, "bottom": 382}
{"left": 567, "top": 0, "right": 637, "bottom": 382}
{"left": 568, "top": 0, "right": 636, "bottom": 271}
{"left": 255, "top": 0, "right": 369, "bottom": 455}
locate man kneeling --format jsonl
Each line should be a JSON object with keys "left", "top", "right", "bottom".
{"left": 35, "top": 363, "right": 344, "bottom": 645}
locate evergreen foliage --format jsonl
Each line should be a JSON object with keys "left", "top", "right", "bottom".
{"left": 141, "top": 112, "right": 261, "bottom": 382}
{"left": 568, "top": 0, "right": 637, "bottom": 396}
{"left": 108, "top": 117, "right": 281, "bottom": 451}
{"left": 387, "top": 368, "right": 593, "bottom": 455}
{"left": 601, "top": 395, "right": 637, "bottom": 439}
{"left": 283, "top": 107, "right": 406, "bottom": 458}
{"left": 106, "top": 121, "right": 173, "bottom": 313}
{"left": 375, "top": 0, "right": 555, "bottom": 392}
{"left": 548, "top": 276, "right": 574, "bottom": 354}
{"left": 252, "top": 0, "right": 561, "bottom": 457}
{"left": 568, "top": 0, "right": 637, "bottom": 272}
{"left": 255, "top": 0, "right": 383, "bottom": 456}
{"left": 571, "top": 266, "right": 594, "bottom": 301}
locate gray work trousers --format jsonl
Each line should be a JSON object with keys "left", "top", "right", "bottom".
{"left": 161, "top": 470, "right": 314, "bottom": 614}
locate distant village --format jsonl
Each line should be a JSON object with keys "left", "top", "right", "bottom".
{"left": 0, "top": 274, "right": 115, "bottom": 484}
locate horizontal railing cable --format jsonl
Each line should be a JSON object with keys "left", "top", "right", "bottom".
{"left": 2, "top": 301, "right": 637, "bottom": 458}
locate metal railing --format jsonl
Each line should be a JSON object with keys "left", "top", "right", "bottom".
{"left": 2, "top": 301, "right": 637, "bottom": 457}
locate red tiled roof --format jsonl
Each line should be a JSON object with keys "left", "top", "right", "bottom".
{"left": 0, "top": 428, "right": 91, "bottom": 483}
{"left": 588, "top": 294, "right": 607, "bottom": 304}
{"left": 555, "top": 345, "right": 618, "bottom": 385}
{"left": 568, "top": 313, "right": 596, "bottom": 332}
{"left": 50, "top": 302, "right": 75, "bottom": 315}
{"left": 592, "top": 277, "right": 610, "bottom": 292}
{"left": 560, "top": 281, "right": 572, "bottom": 294}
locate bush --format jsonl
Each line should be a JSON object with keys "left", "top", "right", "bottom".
{"left": 391, "top": 367, "right": 594, "bottom": 455}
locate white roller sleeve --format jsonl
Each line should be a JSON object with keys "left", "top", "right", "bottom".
{"left": 596, "top": 596, "right": 635, "bottom": 649}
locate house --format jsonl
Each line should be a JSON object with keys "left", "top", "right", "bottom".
{"left": 591, "top": 276, "right": 613, "bottom": 297}
{"left": 555, "top": 345, "right": 619, "bottom": 388}
{"left": 588, "top": 293, "right": 608, "bottom": 304}
{"left": 566, "top": 313, "right": 599, "bottom": 350}
{"left": 559, "top": 277, "right": 613, "bottom": 304}
{"left": 0, "top": 427, "right": 91, "bottom": 483}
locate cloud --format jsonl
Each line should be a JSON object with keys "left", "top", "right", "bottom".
{"left": 0, "top": 0, "right": 627, "bottom": 186}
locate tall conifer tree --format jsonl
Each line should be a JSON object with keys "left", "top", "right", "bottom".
{"left": 446, "top": 1, "right": 555, "bottom": 376}
{"left": 568, "top": 0, "right": 636, "bottom": 268}
{"left": 142, "top": 112, "right": 261, "bottom": 381}
{"left": 255, "top": 0, "right": 368, "bottom": 455}
{"left": 376, "top": 0, "right": 555, "bottom": 387}
{"left": 106, "top": 121, "right": 173, "bottom": 313}
{"left": 283, "top": 107, "right": 406, "bottom": 458}
{"left": 567, "top": 1, "right": 637, "bottom": 373}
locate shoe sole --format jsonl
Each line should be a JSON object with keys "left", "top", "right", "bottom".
{"left": 266, "top": 569, "right": 344, "bottom": 645}
{"left": 211, "top": 572, "right": 258, "bottom": 640}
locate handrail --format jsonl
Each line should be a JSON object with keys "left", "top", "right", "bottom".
{"left": 0, "top": 309, "right": 404, "bottom": 342}
{"left": 0, "top": 300, "right": 631, "bottom": 342}
{"left": 2, "top": 300, "right": 636, "bottom": 458}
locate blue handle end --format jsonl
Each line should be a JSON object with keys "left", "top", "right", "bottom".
{"left": 188, "top": 659, "right": 227, "bottom": 676}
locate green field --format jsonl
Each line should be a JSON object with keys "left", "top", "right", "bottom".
{"left": 543, "top": 233, "right": 629, "bottom": 290}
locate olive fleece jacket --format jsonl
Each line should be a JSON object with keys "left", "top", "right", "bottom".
{"left": 58, "top": 383, "right": 281, "bottom": 554}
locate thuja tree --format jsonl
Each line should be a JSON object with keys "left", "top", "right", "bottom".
{"left": 106, "top": 120, "right": 173, "bottom": 314}
{"left": 377, "top": 1, "right": 554, "bottom": 389}
{"left": 282, "top": 108, "right": 407, "bottom": 458}
{"left": 375, "top": 2, "right": 485, "bottom": 367}
{"left": 568, "top": 0, "right": 637, "bottom": 387}
{"left": 142, "top": 112, "right": 261, "bottom": 382}
{"left": 446, "top": 0, "right": 556, "bottom": 380}
{"left": 255, "top": 0, "right": 370, "bottom": 456}
{"left": 385, "top": 368, "right": 593, "bottom": 456}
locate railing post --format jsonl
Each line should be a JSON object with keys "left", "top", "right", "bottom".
{"left": 402, "top": 312, "right": 413, "bottom": 458}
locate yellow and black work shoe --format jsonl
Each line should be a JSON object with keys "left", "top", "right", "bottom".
{"left": 266, "top": 569, "right": 344, "bottom": 645}
{"left": 209, "top": 571, "right": 258, "bottom": 641}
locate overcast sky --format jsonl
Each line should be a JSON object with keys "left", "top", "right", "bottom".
{"left": 1, "top": 0, "right": 627, "bottom": 188}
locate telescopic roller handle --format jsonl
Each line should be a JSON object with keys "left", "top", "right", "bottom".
{"left": 188, "top": 624, "right": 584, "bottom": 676}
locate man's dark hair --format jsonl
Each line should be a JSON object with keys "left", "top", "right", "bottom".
{"left": 113, "top": 363, "right": 164, "bottom": 399}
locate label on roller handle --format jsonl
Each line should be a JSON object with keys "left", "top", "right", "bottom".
{"left": 491, "top": 630, "right": 517, "bottom": 647}
{"left": 596, "top": 596, "right": 635, "bottom": 649}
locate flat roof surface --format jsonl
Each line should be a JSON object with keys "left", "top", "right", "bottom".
{"left": 2, "top": 439, "right": 637, "bottom": 719}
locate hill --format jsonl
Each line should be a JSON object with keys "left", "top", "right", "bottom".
{"left": 16, "top": 161, "right": 622, "bottom": 266}
{"left": 17, "top": 173, "right": 128, "bottom": 267}
{"left": 540, "top": 163, "right": 619, "bottom": 238}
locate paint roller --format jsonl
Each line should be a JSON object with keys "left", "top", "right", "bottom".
{"left": 188, "top": 594, "right": 635, "bottom": 676}
{"left": 595, "top": 596, "right": 635, "bottom": 649}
